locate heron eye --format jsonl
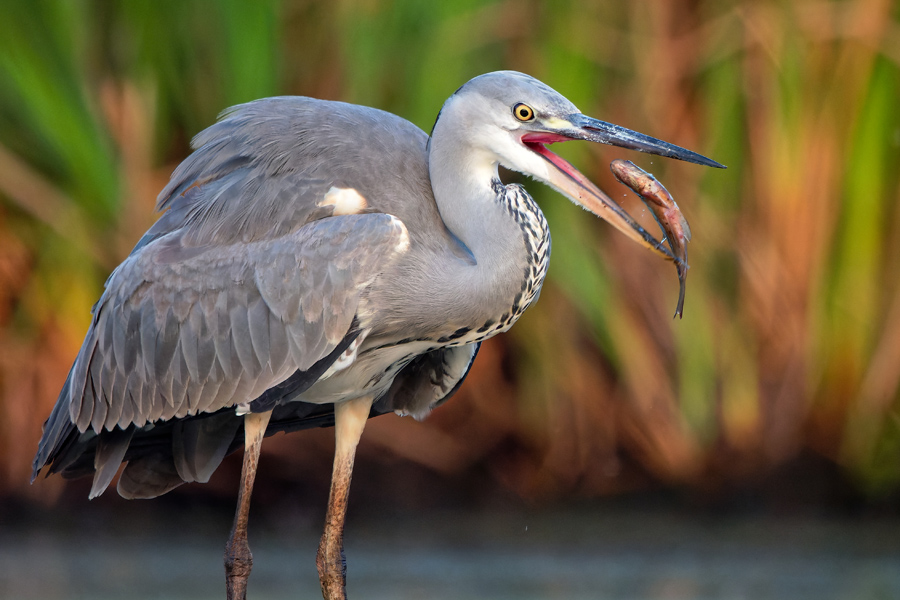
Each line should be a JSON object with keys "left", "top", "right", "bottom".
{"left": 513, "top": 103, "right": 535, "bottom": 122}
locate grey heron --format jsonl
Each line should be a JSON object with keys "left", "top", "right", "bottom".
{"left": 32, "top": 71, "right": 724, "bottom": 600}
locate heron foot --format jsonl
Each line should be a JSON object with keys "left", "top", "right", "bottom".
{"left": 225, "top": 538, "right": 253, "bottom": 600}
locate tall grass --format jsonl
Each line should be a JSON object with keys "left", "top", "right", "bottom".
{"left": 2, "top": 0, "right": 899, "bottom": 503}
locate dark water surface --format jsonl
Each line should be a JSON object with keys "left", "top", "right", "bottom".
{"left": 4, "top": 507, "right": 899, "bottom": 600}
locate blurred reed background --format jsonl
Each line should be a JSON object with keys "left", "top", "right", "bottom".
{"left": 2, "top": 0, "right": 899, "bottom": 512}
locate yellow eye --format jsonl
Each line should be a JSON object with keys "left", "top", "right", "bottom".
{"left": 513, "top": 103, "right": 534, "bottom": 122}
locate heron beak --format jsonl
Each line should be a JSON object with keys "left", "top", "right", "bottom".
{"left": 521, "top": 114, "right": 723, "bottom": 259}
{"left": 566, "top": 114, "right": 726, "bottom": 169}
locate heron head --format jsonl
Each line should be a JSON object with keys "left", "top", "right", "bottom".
{"left": 437, "top": 71, "right": 724, "bottom": 257}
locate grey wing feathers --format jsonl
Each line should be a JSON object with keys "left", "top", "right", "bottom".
{"left": 90, "top": 427, "right": 134, "bottom": 498}
{"left": 33, "top": 95, "right": 424, "bottom": 496}
{"left": 56, "top": 399, "right": 344, "bottom": 500}
{"left": 73, "top": 213, "right": 409, "bottom": 434}
{"left": 34, "top": 213, "right": 409, "bottom": 493}
{"left": 153, "top": 96, "right": 421, "bottom": 248}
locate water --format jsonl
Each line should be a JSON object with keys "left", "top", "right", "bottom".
{"left": 4, "top": 508, "right": 899, "bottom": 599}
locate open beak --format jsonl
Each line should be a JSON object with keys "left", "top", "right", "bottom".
{"left": 522, "top": 114, "right": 724, "bottom": 260}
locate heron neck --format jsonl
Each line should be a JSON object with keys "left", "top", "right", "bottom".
{"left": 427, "top": 140, "right": 537, "bottom": 324}
{"left": 430, "top": 155, "right": 522, "bottom": 263}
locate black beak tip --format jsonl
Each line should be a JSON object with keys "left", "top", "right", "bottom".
{"left": 656, "top": 143, "right": 726, "bottom": 169}
{"left": 695, "top": 155, "right": 727, "bottom": 169}
{"left": 640, "top": 147, "right": 727, "bottom": 169}
{"left": 647, "top": 146, "right": 727, "bottom": 169}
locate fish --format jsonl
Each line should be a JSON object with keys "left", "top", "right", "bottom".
{"left": 610, "top": 159, "right": 691, "bottom": 318}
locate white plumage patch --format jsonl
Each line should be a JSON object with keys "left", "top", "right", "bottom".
{"left": 321, "top": 333, "right": 365, "bottom": 379}
{"left": 318, "top": 186, "right": 368, "bottom": 215}
{"left": 389, "top": 216, "right": 411, "bottom": 254}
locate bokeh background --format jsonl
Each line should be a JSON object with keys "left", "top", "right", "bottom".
{"left": 2, "top": 0, "right": 900, "bottom": 598}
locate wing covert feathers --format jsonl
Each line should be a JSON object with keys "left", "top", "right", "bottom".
{"left": 33, "top": 212, "right": 409, "bottom": 488}
{"left": 67, "top": 213, "right": 408, "bottom": 434}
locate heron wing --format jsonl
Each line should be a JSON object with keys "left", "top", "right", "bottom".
{"left": 85, "top": 213, "right": 408, "bottom": 431}
{"left": 146, "top": 96, "right": 430, "bottom": 250}
{"left": 34, "top": 96, "right": 426, "bottom": 494}
{"left": 33, "top": 214, "right": 409, "bottom": 485}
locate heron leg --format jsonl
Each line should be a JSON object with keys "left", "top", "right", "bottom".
{"left": 317, "top": 395, "right": 374, "bottom": 600}
{"left": 224, "top": 411, "right": 272, "bottom": 600}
